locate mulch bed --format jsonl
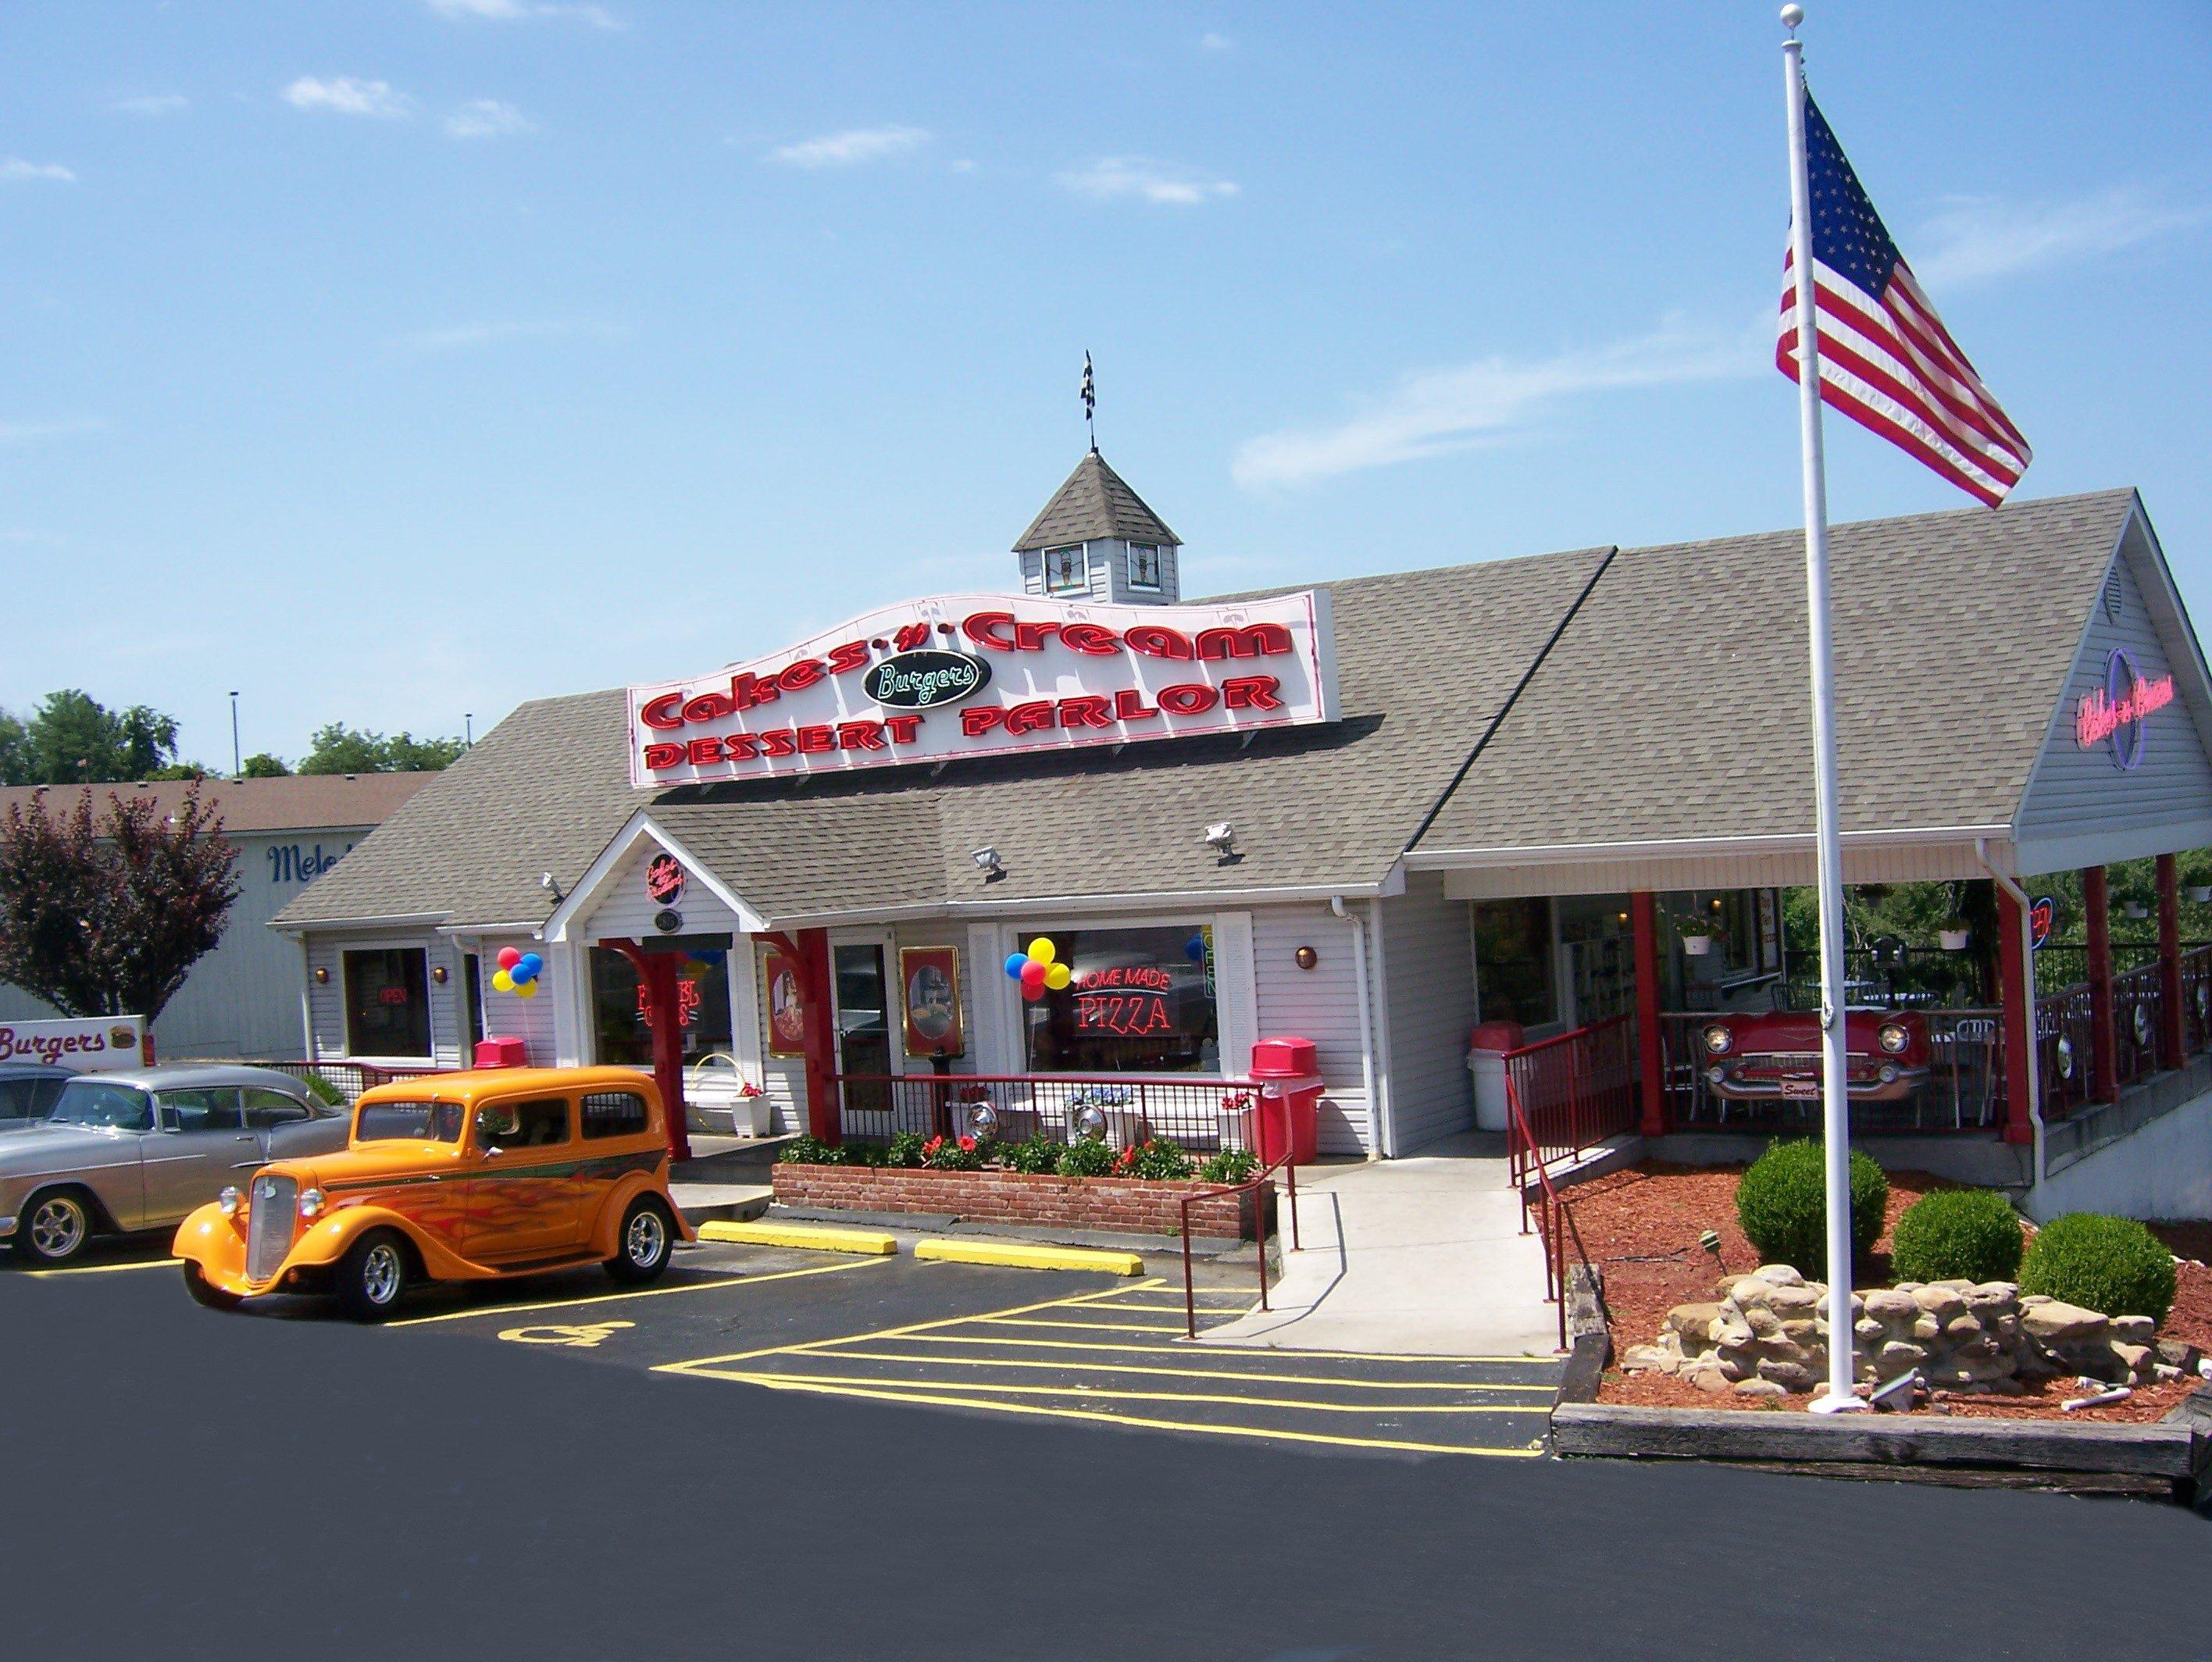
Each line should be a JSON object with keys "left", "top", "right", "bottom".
{"left": 1565, "top": 1161, "right": 2212, "bottom": 1423}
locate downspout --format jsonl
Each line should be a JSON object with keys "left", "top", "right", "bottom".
{"left": 1977, "top": 838, "right": 2044, "bottom": 1208}
{"left": 1333, "top": 895, "right": 1387, "bottom": 1158}
{"left": 294, "top": 935, "right": 316, "bottom": 1060}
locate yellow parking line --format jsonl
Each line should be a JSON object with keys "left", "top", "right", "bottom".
{"left": 842, "top": 1331, "right": 1554, "bottom": 1367}
{"left": 708, "top": 1372, "right": 1545, "bottom": 1458}
{"left": 25, "top": 1257, "right": 180, "bottom": 1278}
{"left": 659, "top": 1278, "right": 1158, "bottom": 1372}
{"left": 387, "top": 1257, "right": 883, "bottom": 1327}
{"left": 692, "top": 1369, "right": 1548, "bottom": 1416}
{"left": 976, "top": 1316, "right": 1193, "bottom": 1335}
{"left": 771, "top": 1347, "right": 1558, "bottom": 1393}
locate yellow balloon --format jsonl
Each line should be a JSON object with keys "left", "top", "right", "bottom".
{"left": 491, "top": 969, "right": 515, "bottom": 992}
{"left": 1045, "top": 962, "right": 1072, "bottom": 990}
{"left": 1027, "top": 937, "right": 1055, "bottom": 966}
{"left": 516, "top": 980, "right": 538, "bottom": 999}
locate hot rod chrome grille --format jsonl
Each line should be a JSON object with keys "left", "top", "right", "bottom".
{"left": 247, "top": 1175, "right": 297, "bottom": 1282}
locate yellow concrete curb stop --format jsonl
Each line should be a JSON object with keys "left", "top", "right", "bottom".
{"left": 697, "top": 1220, "right": 897, "bottom": 1255}
{"left": 912, "top": 1239, "right": 1145, "bottom": 1276}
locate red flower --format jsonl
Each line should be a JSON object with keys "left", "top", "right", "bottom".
{"left": 958, "top": 1136, "right": 977, "bottom": 1152}
{"left": 922, "top": 1136, "right": 944, "bottom": 1157}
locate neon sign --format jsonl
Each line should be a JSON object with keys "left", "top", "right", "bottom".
{"left": 1074, "top": 993, "right": 1175, "bottom": 1035}
{"left": 2076, "top": 647, "right": 2174, "bottom": 770}
{"left": 644, "top": 851, "right": 685, "bottom": 904}
{"left": 626, "top": 590, "right": 1336, "bottom": 786}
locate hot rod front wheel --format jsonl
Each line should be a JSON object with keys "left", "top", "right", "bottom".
{"left": 181, "top": 1261, "right": 243, "bottom": 1311}
{"left": 605, "top": 1197, "right": 673, "bottom": 1285}
{"left": 336, "top": 1229, "right": 411, "bottom": 1321}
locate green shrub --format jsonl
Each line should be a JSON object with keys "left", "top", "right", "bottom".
{"left": 922, "top": 1133, "right": 984, "bottom": 1172}
{"left": 1889, "top": 1188, "right": 2024, "bottom": 1285}
{"left": 1118, "top": 1139, "right": 1195, "bottom": 1181}
{"left": 2019, "top": 1213, "right": 2177, "bottom": 1325}
{"left": 845, "top": 1140, "right": 888, "bottom": 1168}
{"left": 886, "top": 1131, "right": 928, "bottom": 1169}
{"left": 301, "top": 1072, "right": 347, "bottom": 1108}
{"left": 1734, "top": 1139, "right": 1888, "bottom": 1271}
{"left": 776, "top": 1133, "right": 847, "bottom": 1166}
{"left": 1198, "top": 1147, "right": 1260, "bottom": 1185}
{"left": 998, "top": 1132, "right": 1062, "bottom": 1175}
{"left": 1057, "top": 1136, "right": 1119, "bottom": 1178}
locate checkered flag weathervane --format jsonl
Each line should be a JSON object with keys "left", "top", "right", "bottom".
{"left": 1081, "top": 351, "right": 1097, "bottom": 451}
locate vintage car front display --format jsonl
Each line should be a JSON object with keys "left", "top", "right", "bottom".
{"left": 173, "top": 1066, "right": 692, "bottom": 1320}
{"left": 1696, "top": 1009, "right": 1931, "bottom": 1105}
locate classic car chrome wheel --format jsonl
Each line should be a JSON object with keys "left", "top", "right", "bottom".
{"left": 20, "top": 1192, "right": 91, "bottom": 1264}
{"left": 606, "top": 1197, "right": 673, "bottom": 1284}
{"left": 337, "top": 1229, "right": 410, "bottom": 1321}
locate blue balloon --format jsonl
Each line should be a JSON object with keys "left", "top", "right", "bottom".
{"left": 1004, "top": 952, "right": 1029, "bottom": 980}
{"left": 511, "top": 962, "right": 538, "bottom": 986}
{"left": 517, "top": 953, "right": 544, "bottom": 977}
{"left": 1183, "top": 936, "right": 1206, "bottom": 961}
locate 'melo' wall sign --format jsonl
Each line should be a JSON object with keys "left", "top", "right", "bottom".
{"left": 627, "top": 591, "right": 1337, "bottom": 786}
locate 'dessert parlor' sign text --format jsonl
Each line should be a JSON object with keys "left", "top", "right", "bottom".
{"left": 626, "top": 590, "right": 1337, "bottom": 786}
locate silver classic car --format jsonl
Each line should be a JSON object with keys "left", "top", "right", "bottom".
{"left": 1, "top": 1065, "right": 349, "bottom": 1265}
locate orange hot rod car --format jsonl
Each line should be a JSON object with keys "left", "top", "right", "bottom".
{"left": 173, "top": 1067, "right": 694, "bottom": 1321}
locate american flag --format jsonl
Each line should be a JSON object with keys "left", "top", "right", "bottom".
{"left": 1778, "top": 90, "right": 2030, "bottom": 507}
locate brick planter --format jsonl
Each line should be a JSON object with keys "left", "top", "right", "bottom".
{"left": 771, "top": 1162, "right": 1266, "bottom": 1239}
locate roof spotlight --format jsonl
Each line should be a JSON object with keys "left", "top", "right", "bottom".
{"left": 970, "top": 847, "right": 1004, "bottom": 878}
{"left": 1203, "top": 822, "right": 1236, "bottom": 854}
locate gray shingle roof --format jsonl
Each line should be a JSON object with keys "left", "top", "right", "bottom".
{"left": 1011, "top": 451, "right": 1180, "bottom": 552}
{"left": 0, "top": 772, "right": 433, "bottom": 834}
{"left": 275, "top": 488, "right": 2146, "bottom": 933}
{"left": 1412, "top": 489, "right": 2139, "bottom": 853}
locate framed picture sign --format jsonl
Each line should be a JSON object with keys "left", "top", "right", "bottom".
{"left": 899, "top": 946, "right": 963, "bottom": 1059}
{"left": 760, "top": 946, "right": 808, "bottom": 1058}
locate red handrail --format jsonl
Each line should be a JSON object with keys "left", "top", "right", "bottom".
{"left": 1504, "top": 1070, "right": 1599, "bottom": 1354}
{"left": 1179, "top": 1156, "right": 1299, "bottom": 1339}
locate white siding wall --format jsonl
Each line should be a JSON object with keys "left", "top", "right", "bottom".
{"left": 2017, "top": 526, "right": 2212, "bottom": 865}
{"left": 1251, "top": 902, "right": 1376, "bottom": 1154}
{"left": 305, "top": 929, "right": 466, "bottom": 1068}
{"left": 581, "top": 840, "right": 744, "bottom": 941}
{"left": 1379, "top": 869, "right": 1479, "bottom": 1153}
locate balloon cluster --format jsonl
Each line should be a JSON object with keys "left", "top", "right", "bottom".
{"left": 494, "top": 946, "right": 544, "bottom": 1000}
{"left": 1003, "top": 936, "right": 1072, "bottom": 1003}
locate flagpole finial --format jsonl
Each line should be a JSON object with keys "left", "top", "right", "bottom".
{"left": 1780, "top": 3, "right": 1803, "bottom": 34}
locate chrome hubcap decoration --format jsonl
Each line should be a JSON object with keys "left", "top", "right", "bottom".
{"left": 626, "top": 1210, "right": 665, "bottom": 1266}
{"left": 361, "top": 1243, "right": 402, "bottom": 1304}
{"left": 30, "top": 1198, "right": 84, "bottom": 1257}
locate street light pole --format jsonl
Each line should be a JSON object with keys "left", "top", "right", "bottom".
{"left": 229, "top": 691, "right": 241, "bottom": 779}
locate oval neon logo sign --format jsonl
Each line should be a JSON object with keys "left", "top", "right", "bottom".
{"left": 2075, "top": 647, "right": 2175, "bottom": 772}
{"left": 862, "top": 650, "right": 991, "bottom": 710}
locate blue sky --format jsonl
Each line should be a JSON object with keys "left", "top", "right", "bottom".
{"left": 4, "top": 2, "right": 2207, "bottom": 769}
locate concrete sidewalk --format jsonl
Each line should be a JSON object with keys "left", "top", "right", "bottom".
{"left": 1199, "top": 1132, "right": 1560, "bottom": 1358}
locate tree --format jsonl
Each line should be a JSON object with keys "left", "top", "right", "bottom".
{"left": 241, "top": 752, "right": 291, "bottom": 778}
{"left": 298, "top": 722, "right": 465, "bottom": 775}
{"left": 9, "top": 690, "right": 181, "bottom": 784}
{"left": 0, "top": 784, "right": 239, "bottom": 1019}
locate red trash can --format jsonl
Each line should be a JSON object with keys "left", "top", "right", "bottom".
{"left": 1249, "top": 1036, "right": 1322, "bottom": 1166}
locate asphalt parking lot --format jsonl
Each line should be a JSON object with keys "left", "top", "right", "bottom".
{"left": 37, "top": 1235, "right": 1562, "bottom": 1458}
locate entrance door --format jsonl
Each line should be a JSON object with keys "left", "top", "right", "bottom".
{"left": 832, "top": 940, "right": 897, "bottom": 1115}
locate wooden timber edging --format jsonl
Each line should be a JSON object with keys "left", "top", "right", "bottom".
{"left": 1556, "top": 1264, "right": 1611, "bottom": 1407}
{"left": 1551, "top": 1394, "right": 2212, "bottom": 1499}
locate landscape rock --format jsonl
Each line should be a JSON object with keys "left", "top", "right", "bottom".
{"left": 1732, "top": 1378, "right": 1789, "bottom": 1398}
{"left": 2109, "top": 1315, "right": 2156, "bottom": 1345}
{"left": 2020, "top": 1301, "right": 2108, "bottom": 1346}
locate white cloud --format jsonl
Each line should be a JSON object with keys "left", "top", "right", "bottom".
{"left": 1060, "top": 156, "right": 1237, "bottom": 206}
{"left": 1911, "top": 186, "right": 2207, "bottom": 291}
{"left": 1199, "top": 31, "right": 1234, "bottom": 52}
{"left": 445, "top": 98, "right": 534, "bottom": 140}
{"left": 1232, "top": 318, "right": 1759, "bottom": 488}
{"left": 424, "top": 0, "right": 621, "bottom": 27}
{"left": 2, "top": 158, "right": 76, "bottom": 183}
{"left": 112, "top": 94, "right": 188, "bottom": 116}
{"left": 771, "top": 125, "right": 929, "bottom": 168}
{"left": 282, "top": 77, "right": 412, "bottom": 119}
{"left": 394, "top": 318, "right": 623, "bottom": 354}
{"left": 0, "top": 419, "right": 103, "bottom": 446}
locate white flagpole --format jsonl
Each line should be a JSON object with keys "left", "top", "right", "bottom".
{"left": 1782, "top": 4, "right": 1865, "bottom": 1413}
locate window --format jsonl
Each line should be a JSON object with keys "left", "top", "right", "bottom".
{"left": 344, "top": 947, "right": 433, "bottom": 1058}
{"left": 48, "top": 1079, "right": 155, "bottom": 1132}
{"left": 590, "top": 944, "right": 732, "bottom": 1068}
{"left": 157, "top": 1088, "right": 244, "bottom": 1132}
{"left": 244, "top": 1088, "right": 312, "bottom": 1129}
{"left": 581, "top": 1090, "right": 650, "bottom": 1140}
{"left": 1021, "top": 925, "right": 1218, "bottom": 1074}
{"left": 477, "top": 1097, "right": 569, "bottom": 1150}
{"left": 0, "top": 1076, "right": 63, "bottom": 1122}
{"left": 464, "top": 953, "right": 487, "bottom": 1048}
{"left": 1042, "top": 544, "right": 1088, "bottom": 595}
{"left": 356, "top": 1099, "right": 465, "bottom": 1143}
{"left": 1127, "top": 544, "right": 1162, "bottom": 592}
{"left": 1472, "top": 898, "right": 1557, "bottom": 1029}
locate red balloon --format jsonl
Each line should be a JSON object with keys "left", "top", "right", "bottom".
{"left": 1019, "top": 959, "right": 1047, "bottom": 986}
{"left": 1021, "top": 980, "right": 1045, "bottom": 1002}
{"left": 496, "top": 947, "right": 523, "bottom": 971}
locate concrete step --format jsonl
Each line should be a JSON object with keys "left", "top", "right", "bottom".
{"left": 669, "top": 1182, "right": 773, "bottom": 1228}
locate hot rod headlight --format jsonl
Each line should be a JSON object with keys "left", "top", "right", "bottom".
{"left": 298, "top": 1188, "right": 326, "bottom": 1221}
{"left": 217, "top": 1186, "right": 242, "bottom": 1218}
{"left": 1876, "top": 1022, "right": 1911, "bottom": 1054}
{"left": 1700, "top": 1024, "right": 1733, "bottom": 1056}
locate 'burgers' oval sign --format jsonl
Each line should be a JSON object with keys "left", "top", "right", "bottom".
{"left": 862, "top": 650, "right": 990, "bottom": 710}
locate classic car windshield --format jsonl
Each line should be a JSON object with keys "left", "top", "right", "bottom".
{"left": 47, "top": 1079, "right": 155, "bottom": 1132}
{"left": 355, "top": 1099, "right": 466, "bottom": 1143}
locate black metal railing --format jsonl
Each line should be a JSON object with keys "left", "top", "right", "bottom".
{"left": 830, "top": 1073, "right": 1265, "bottom": 1154}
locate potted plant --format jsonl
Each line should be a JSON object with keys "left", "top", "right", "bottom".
{"left": 2191, "top": 884, "right": 2212, "bottom": 905}
{"left": 1674, "top": 911, "right": 1721, "bottom": 957}
{"left": 1939, "top": 918, "right": 1971, "bottom": 951}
